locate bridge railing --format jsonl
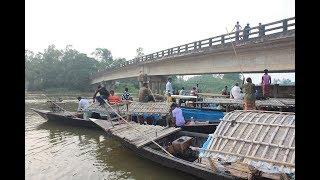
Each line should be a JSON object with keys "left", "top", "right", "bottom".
{"left": 93, "top": 17, "right": 295, "bottom": 78}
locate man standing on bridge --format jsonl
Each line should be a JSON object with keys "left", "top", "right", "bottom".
{"left": 261, "top": 69, "right": 271, "bottom": 99}
{"left": 243, "top": 23, "right": 251, "bottom": 41}
{"left": 232, "top": 21, "right": 242, "bottom": 41}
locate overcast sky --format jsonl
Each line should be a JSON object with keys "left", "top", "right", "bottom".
{"left": 25, "top": 0, "right": 295, "bottom": 84}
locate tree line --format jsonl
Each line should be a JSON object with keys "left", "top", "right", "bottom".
{"left": 25, "top": 45, "right": 128, "bottom": 91}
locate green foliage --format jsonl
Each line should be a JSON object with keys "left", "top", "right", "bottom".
{"left": 172, "top": 74, "right": 241, "bottom": 93}
{"left": 26, "top": 45, "right": 115, "bottom": 92}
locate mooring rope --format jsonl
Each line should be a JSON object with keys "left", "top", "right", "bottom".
{"left": 226, "top": 27, "right": 245, "bottom": 80}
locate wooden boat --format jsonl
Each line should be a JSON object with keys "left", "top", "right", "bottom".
{"left": 89, "top": 118, "right": 234, "bottom": 180}
{"left": 31, "top": 108, "right": 220, "bottom": 134}
{"left": 31, "top": 108, "right": 97, "bottom": 128}
{"left": 88, "top": 110, "right": 294, "bottom": 179}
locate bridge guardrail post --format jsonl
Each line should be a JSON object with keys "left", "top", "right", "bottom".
{"left": 283, "top": 19, "right": 288, "bottom": 31}
{"left": 221, "top": 35, "right": 225, "bottom": 44}
{"left": 209, "top": 38, "right": 212, "bottom": 47}
{"left": 177, "top": 46, "right": 180, "bottom": 53}
{"left": 185, "top": 44, "right": 188, "bottom": 52}
{"left": 198, "top": 41, "right": 202, "bottom": 49}
{"left": 194, "top": 42, "right": 197, "bottom": 50}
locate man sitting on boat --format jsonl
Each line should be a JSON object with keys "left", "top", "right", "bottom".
{"left": 171, "top": 103, "right": 186, "bottom": 127}
{"left": 230, "top": 83, "right": 244, "bottom": 100}
{"left": 138, "top": 82, "right": 154, "bottom": 102}
{"left": 221, "top": 86, "right": 230, "bottom": 96}
{"left": 122, "top": 87, "right": 132, "bottom": 101}
{"left": 93, "top": 84, "right": 110, "bottom": 106}
{"left": 108, "top": 90, "right": 122, "bottom": 105}
{"left": 77, "top": 96, "right": 90, "bottom": 112}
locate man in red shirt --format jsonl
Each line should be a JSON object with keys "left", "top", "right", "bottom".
{"left": 261, "top": 69, "right": 272, "bottom": 98}
{"left": 108, "top": 90, "right": 122, "bottom": 105}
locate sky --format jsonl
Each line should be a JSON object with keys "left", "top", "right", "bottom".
{"left": 25, "top": 0, "right": 295, "bottom": 84}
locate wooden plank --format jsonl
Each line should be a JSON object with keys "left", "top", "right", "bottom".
{"left": 90, "top": 118, "right": 114, "bottom": 130}
{"left": 135, "top": 127, "right": 181, "bottom": 147}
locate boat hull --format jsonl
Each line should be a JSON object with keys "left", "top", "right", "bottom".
{"left": 31, "top": 108, "right": 220, "bottom": 134}
{"left": 31, "top": 108, "right": 97, "bottom": 128}
{"left": 109, "top": 130, "right": 234, "bottom": 180}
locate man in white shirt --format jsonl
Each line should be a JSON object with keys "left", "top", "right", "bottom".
{"left": 230, "top": 83, "right": 243, "bottom": 100}
{"left": 165, "top": 77, "right": 173, "bottom": 95}
{"left": 77, "top": 96, "right": 90, "bottom": 112}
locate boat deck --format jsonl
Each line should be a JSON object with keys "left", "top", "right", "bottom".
{"left": 90, "top": 118, "right": 180, "bottom": 148}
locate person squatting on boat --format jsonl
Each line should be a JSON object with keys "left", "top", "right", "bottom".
{"left": 77, "top": 96, "right": 89, "bottom": 112}
{"left": 171, "top": 103, "right": 186, "bottom": 127}
{"left": 242, "top": 77, "right": 256, "bottom": 110}
{"left": 93, "top": 84, "right": 110, "bottom": 106}
{"left": 138, "top": 82, "right": 154, "bottom": 102}
{"left": 261, "top": 69, "right": 271, "bottom": 99}
{"left": 108, "top": 90, "right": 122, "bottom": 105}
{"left": 221, "top": 85, "right": 230, "bottom": 96}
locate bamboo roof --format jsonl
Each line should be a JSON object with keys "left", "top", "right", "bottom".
{"left": 201, "top": 110, "right": 295, "bottom": 175}
{"left": 87, "top": 102, "right": 171, "bottom": 115}
{"left": 127, "top": 102, "right": 171, "bottom": 115}
{"left": 201, "top": 98, "right": 295, "bottom": 108}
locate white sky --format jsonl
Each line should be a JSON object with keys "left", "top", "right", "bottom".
{"left": 25, "top": 0, "right": 295, "bottom": 83}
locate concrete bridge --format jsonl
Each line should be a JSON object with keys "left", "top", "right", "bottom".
{"left": 91, "top": 17, "right": 295, "bottom": 92}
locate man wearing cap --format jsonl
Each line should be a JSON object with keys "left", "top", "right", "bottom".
{"left": 261, "top": 69, "right": 271, "bottom": 98}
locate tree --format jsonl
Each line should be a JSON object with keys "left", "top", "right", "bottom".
{"left": 92, "top": 48, "right": 113, "bottom": 69}
{"left": 223, "top": 73, "right": 241, "bottom": 82}
{"left": 136, "top": 47, "right": 144, "bottom": 58}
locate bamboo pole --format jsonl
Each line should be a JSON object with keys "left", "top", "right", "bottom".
{"left": 225, "top": 27, "right": 245, "bottom": 79}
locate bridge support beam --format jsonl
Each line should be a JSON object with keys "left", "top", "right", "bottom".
{"left": 138, "top": 75, "right": 168, "bottom": 95}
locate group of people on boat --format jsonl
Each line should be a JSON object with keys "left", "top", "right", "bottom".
{"left": 221, "top": 69, "right": 272, "bottom": 110}
{"left": 76, "top": 84, "right": 133, "bottom": 113}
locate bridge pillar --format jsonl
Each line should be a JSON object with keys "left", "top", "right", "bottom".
{"left": 148, "top": 75, "right": 168, "bottom": 95}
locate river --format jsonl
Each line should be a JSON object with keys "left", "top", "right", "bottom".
{"left": 25, "top": 92, "right": 199, "bottom": 180}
